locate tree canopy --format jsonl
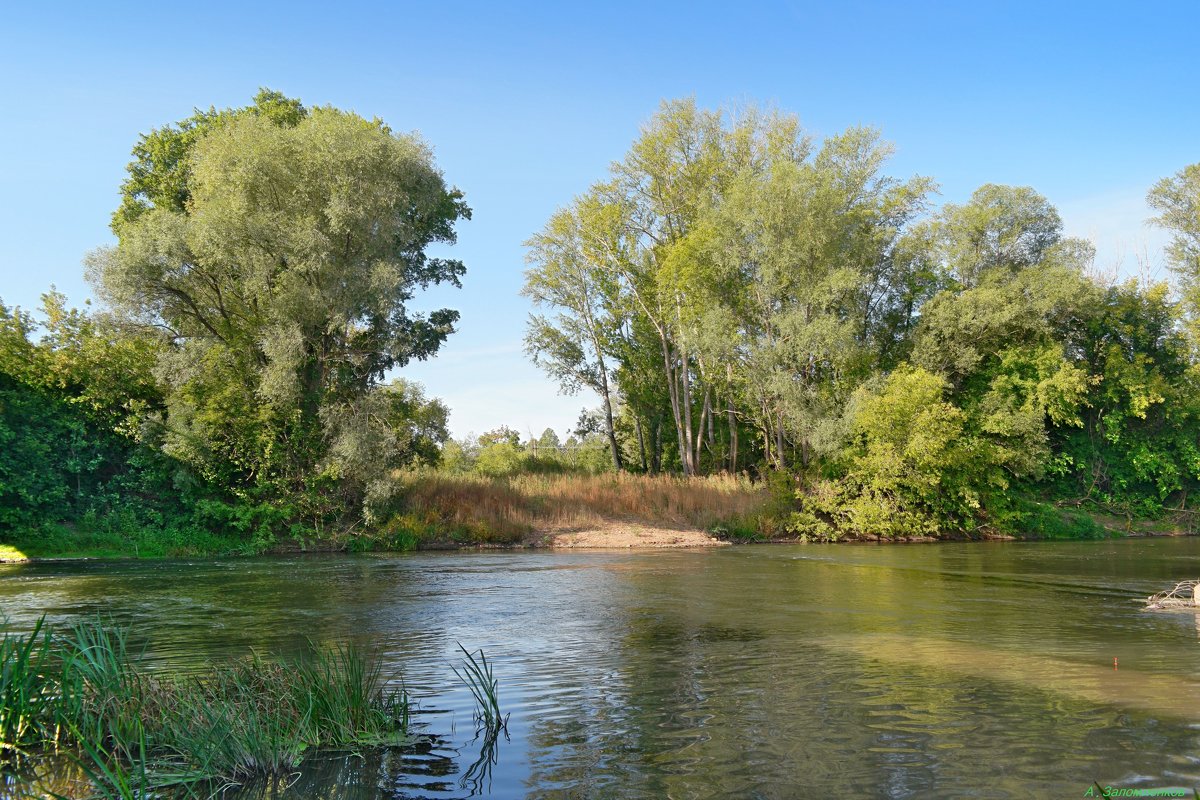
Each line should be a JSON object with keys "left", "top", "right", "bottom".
{"left": 524, "top": 101, "right": 1200, "bottom": 537}
{"left": 84, "top": 90, "right": 467, "bottom": 526}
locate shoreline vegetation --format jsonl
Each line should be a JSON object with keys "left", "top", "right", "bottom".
{"left": 0, "top": 617, "right": 444, "bottom": 799}
{"left": 2, "top": 472, "right": 1190, "bottom": 564}
{"left": 4, "top": 90, "right": 1200, "bottom": 563}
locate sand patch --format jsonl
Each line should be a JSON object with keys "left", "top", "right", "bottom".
{"left": 546, "top": 521, "right": 729, "bottom": 549}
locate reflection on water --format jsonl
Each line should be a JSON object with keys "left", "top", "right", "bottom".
{"left": 3, "top": 539, "right": 1200, "bottom": 798}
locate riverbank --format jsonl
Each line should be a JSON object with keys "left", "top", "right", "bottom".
{"left": 3, "top": 473, "right": 1189, "bottom": 562}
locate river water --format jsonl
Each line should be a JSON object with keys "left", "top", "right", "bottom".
{"left": 3, "top": 539, "right": 1200, "bottom": 798}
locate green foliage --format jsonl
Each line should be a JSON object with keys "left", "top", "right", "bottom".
{"left": 1049, "top": 280, "right": 1200, "bottom": 516}
{"left": 829, "top": 366, "right": 986, "bottom": 537}
{"left": 90, "top": 90, "right": 468, "bottom": 527}
{"left": 3, "top": 90, "right": 465, "bottom": 553}
{"left": 931, "top": 183, "right": 1071, "bottom": 287}
{"left": 437, "top": 423, "right": 614, "bottom": 479}
{"left": 1012, "top": 499, "right": 1108, "bottom": 540}
{"left": 474, "top": 441, "right": 528, "bottom": 477}
{"left": 522, "top": 102, "right": 1200, "bottom": 538}
{"left": 0, "top": 297, "right": 202, "bottom": 546}
{"left": 1148, "top": 162, "right": 1200, "bottom": 344}
{"left": 7, "top": 95, "right": 1200, "bottom": 548}
{"left": 112, "top": 88, "right": 308, "bottom": 236}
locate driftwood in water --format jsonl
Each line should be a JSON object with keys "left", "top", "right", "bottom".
{"left": 1146, "top": 580, "right": 1200, "bottom": 610}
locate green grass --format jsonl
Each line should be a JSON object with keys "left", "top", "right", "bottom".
{"left": 0, "top": 618, "right": 413, "bottom": 798}
{"left": 0, "top": 545, "right": 28, "bottom": 563}
{"left": 1015, "top": 500, "right": 1112, "bottom": 540}
{"left": 3, "top": 520, "right": 256, "bottom": 560}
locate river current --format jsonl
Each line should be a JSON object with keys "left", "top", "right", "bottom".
{"left": 3, "top": 539, "right": 1200, "bottom": 798}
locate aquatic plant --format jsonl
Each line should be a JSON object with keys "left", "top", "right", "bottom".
{"left": 0, "top": 618, "right": 414, "bottom": 798}
{"left": 0, "top": 617, "right": 59, "bottom": 760}
{"left": 452, "top": 644, "right": 506, "bottom": 732}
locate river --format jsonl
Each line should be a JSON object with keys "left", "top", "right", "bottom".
{"left": 3, "top": 538, "right": 1200, "bottom": 798}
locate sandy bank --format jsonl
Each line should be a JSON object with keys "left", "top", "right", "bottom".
{"left": 543, "top": 521, "right": 729, "bottom": 549}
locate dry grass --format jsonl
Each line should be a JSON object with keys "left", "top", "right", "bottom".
{"left": 386, "top": 472, "right": 771, "bottom": 545}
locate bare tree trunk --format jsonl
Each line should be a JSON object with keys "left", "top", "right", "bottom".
{"left": 651, "top": 419, "right": 662, "bottom": 474}
{"left": 775, "top": 407, "right": 786, "bottom": 471}
{"left": 679, "top": 342, "right": 696, "bottom": 477}
{"left": 635, "top": 414, "right": 648, "bottom": 472}
{"left": 761, "top": 401, "right": 772, "bottom": 470}
{"left": 659, "top": 334, "right": 691, "bottom": 476}
{"left": 705, "top": 390, "right": 715, "bottom": 449}
{"left": 594, "top": 348, "right": 624, "bottom": 471}
{"left": 728, "top": 401, "right": 738, "bottom": 473}
{"left": 695, "top": 387, "right": 712, "bottom": 470}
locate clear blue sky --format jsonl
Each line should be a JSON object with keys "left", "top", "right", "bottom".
{"left": 2, "top": 1, "right": 1197, "bottom": 438}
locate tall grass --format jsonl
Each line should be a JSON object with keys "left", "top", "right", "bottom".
{"left": 0, "top": 617, "right": 59, "bottom": 759}
{"left": 0, "top": 618, "right": 412, "bottom": 798}
{"left": 382, "top": 471, "right": 772, "bottom": 545}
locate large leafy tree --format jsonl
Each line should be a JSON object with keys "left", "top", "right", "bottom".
{"left": 526, "top": 100, "right": 932, "bottom": 476}
{"left": 1149, "top": 162, "right": 1200, "bottom": 344}
{"left": 523, "top": 194, "right": 627, "bottom": 470}
{"left": 89, "top": 91, "right": 469, "bottom": 519}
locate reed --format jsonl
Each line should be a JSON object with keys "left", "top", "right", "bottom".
{"left": 0, "top": 619, "right": 413, "bottom": 798}
{"left": 451, "top": 644, "right": 506, "bottom": 732}
{"left": 0, "top": 617, "right": 59, "bottom": 760}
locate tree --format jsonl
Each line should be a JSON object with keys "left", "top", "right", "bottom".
{"left": 0, "top": 295, "right": 186, "bottom": 534}
{"left": 699, "top": 126, "right": 933, "bottom": 470}
{"left": 324, "top": 378, "right": 450, "bottom": 523}
{"left": 1148, "top": 163, "right": 1200, "bottom": 343}
{"left": 88, "top": 92, "right": 469, "bottom": 522}
{"left": 834, "top": 366, "right": 979, "bottom": 537}
{"left": 536, "top": 427, "right": 562, "bottom": 449}
{"left": 932, "top": 184, "right": 1069, "bottom": 288}
{"left": 528, "top": 100, "right": 940, "bottom": 476}
{"left": 112, "top": 89, "right": 308, "bottom": 236}
{"left": 478, "top": 426, "right": 521, "bottom": 448}
{"left": 523, "top": 194, "right": 626, "bottom": 470}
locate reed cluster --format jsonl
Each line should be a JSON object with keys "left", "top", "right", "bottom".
{"left": 0, "top": 618, "right": 411, "bottom": 798}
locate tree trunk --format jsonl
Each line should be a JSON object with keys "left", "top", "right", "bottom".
{"left": 635, "top": 414, "right": 648, "bottom": 473}
{"left": 775, "top": 407, "right": 786, "bottom": 471}
{"left": 679, "top": 343, "right": 696, "bottom": 477}
{"left": 694, "top": 386, "right": 712, "bottom": 471}
{"left": 728, "top": 401, "right": 738, "bottom": 473}
{"left": 651, "top": 419, "right": 662, "bottom": 474}
{"left": 660, "top": 334, "right": 691, "bottom": 476}
{"left": 705, "top": 390, "right": 715, "bottom": 450}
{"left": 594, "top": 348, "right": 624, "bottom": 472}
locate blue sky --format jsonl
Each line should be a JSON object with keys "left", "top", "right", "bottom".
{"left": 1, "top": 1, "right": 1197, "bottom": 438}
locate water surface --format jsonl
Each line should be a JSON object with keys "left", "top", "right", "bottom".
{"left": 3, "top": 539, "right": 1200, "bottom": 798}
